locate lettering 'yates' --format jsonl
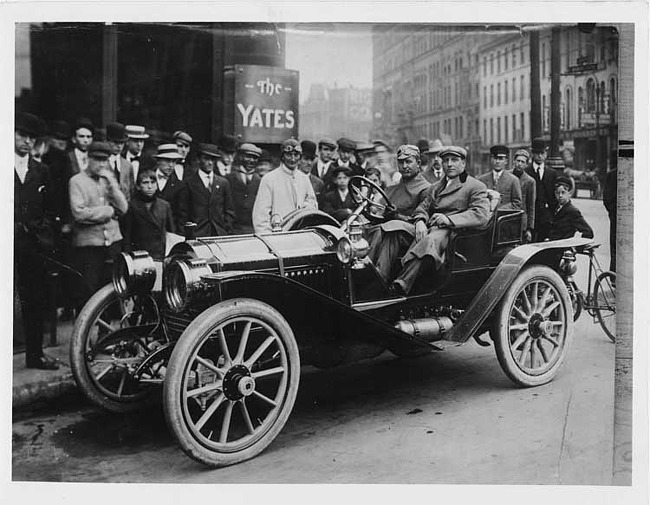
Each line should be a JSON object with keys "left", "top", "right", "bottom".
{"left": 237, "top": 104, "right": 296, "bottom": 129}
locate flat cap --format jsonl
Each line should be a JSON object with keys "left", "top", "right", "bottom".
{"left": 428, "top": 139, "right": 444, "bottom": 154}
{"left": 356, "top": 141, "right": 375, "bottom": 153}
{"left": 218, "top": 134, "right": 238, "bottom": 153}
{"left": 282, "top": 138, "right": 302, "bottom": 153}
{"left": 198, "top": 143, "right": 221, "bottom": 158}
{"left": 106, "top": 122, "right": 128, "bottom": 142}
{"left": 555, "top": 176, "right": 572, "bottom": 190}
{"left": 531, "top": 137, "right": 547, "bottom": 153}
{"left": 155, "top": 143, "right": 183, "bottom": 159}
{"left": 88, "top": 141, "right": 112, "bottom": 160}
{"left": 337, "top": 137, "right": 356, "bottom": 151}
{"left": 396, "top": 144, "right": 421, "bottom": 160}
{"left": 490, "top": 145, "right": 509, "bottom": 157}
{"left": 238, "top": 143, "right": 262, "bottom": 158}
{"left": 173, "top": 130, "right": 193, "bottom": 145}
{"left": 439, "top": 146, "right": 467, "bottom": 159}
{"left": 514, "top": 149, "right": 530, "bottom": 160}
{"left": 318, "top": 137, "right": 337, "bottom": 149}
{"left": 15, "top": 112, "right": 42, "bottom": 137}
{"left": 125, "top": 125, "right": 149, "bottom": 139}
{"left": 372, "top": 139, "right": 391, "bottom": 152}
{"left": 300, "top": 140, "right": 317, "bottom": 159}
{"left": 50, "top": 120, "right": 71, "bottom": 140}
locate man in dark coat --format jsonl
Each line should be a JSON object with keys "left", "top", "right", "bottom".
{"left": 179, "top": 143, "right": 235, "bottom": 237}
{"left": 390, "top": 146, "right": 490, "bottom": 295}
{"left": 299, "top": 140, "right": 325, "bottom": 200}
{"left": 548, "top": 177, "right": 594, "bottom": 241}
{"left": 14, "top": 112, "right": 59, "bottom": 369}
{"left": 525, "top": 137, "right": 558, "bottom": 242}
{"left": 67, "top": 118, "right": 94, "bottom": 175}
{"left": 311, "top": 137, "right": 336, "bottom": 182}
{"left": 42, "top": 120, "right": 72, "bottom": 224}
{"left": 330, "top": 137, "right": 364, "bottom": 179}
{"left": 367, "top": 144, "right": 431, "bottom": 283}
{"left": 319, "top": 165, "right": 357, "bottom": 222}
{"left": 154, "top": 144, "right": 186, "bottom": 231}
{"left": 478, "top": 145, "right": 522, "bottom": 210}
{"left": 602, "top": 167, "right": 617, "bottom": 271}
{"left": 226, "top": 143, "right": 262, "bottom": 234}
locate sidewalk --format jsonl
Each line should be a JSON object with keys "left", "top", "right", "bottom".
{"left": 12, "top": 320, "right": 77, "bottom": 410}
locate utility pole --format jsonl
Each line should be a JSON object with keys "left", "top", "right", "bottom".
{"left": 529, "top": 30, "right": 542, "bottom": 140}
{"left": 547, "top": 26, "right": 565, "bottom": 171}
{"left": 101, "top": 23, "right": 118, "bottom": 125}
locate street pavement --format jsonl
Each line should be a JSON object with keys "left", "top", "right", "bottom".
{"left": 11, "top": 195, "right": 618, "bottom": 484}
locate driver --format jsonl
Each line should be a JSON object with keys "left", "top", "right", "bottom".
{"left": 366, "top": 144, "right": 431, "bottom": 283}
{"left": 389, "top": 146, "right": 490, "bottom": 295}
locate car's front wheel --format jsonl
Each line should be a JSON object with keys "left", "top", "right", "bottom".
{"left": 491, "top": 265, "right": 573, "bottom": 387}
{"left": 163, "top": 298, "right": 300, "bottom": 468}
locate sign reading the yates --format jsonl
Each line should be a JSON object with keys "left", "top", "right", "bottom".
{"left": 225, "top": 65, "right": 299, "bottom": 144}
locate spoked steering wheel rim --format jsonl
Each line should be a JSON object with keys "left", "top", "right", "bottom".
{"left": 348, "top": 176, "right": 394, "bottom": 222}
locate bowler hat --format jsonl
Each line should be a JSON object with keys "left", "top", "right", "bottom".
{"left": 173, "top": 130, "right": 193, "bottom": 145}
{"left": 428, "top": 139, "right": 444, "bottom": 154}
{"left": 74, "top": 117, "right": 95, "bottom": 134}
{"left": 416, "top": 138, "right": 430, "bottom": 154}
{"left": 300, "top": 140, "right": 317, "bottom": 159}
{"left": 531, "top": 137, "right": 547, "bottom": 153}
{"left": 238, "top": 143, "right": 262, "bottom": 158}
{"left": 15, "top": 112, "right": 42, "bottom": 137}
{"left": 490, "top": 145, "right": 509, "bottom": 157}
{"left": 218, "top": 134, "right": 238, "bottom": 153}
{"left": 125, "top": 125, "right": 149, "bottom": 139}
{"left": 396, "top": 144, "right": 421, "bottom": 160}
{"left": 106, "top": 122, "right": 128, "bottom": 142}
{"left": 439, "top": 146, "right": 467, "bottom": 159}
{"left": 155, "top": 143, "right": 183, "bottom": 159}
{"left": 318, "top": 137, "right": 337, "bottom": 150}
{"left": 50, "top": 120, "right": 71, "bottom": 140}
{"left": 198, "top": 143, "right": 221, "bottom": 158}
{"left": 88, "top": 141, "right": 112, "bottom": 160}
{"left": 337, "top": 137, "right": 356, "bottom": 151}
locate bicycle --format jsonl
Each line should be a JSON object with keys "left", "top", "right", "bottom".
{"left": 560, "top": 243, "right": 616, "bottom": 342}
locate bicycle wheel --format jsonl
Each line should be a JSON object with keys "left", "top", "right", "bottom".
{"left": 567, "top": 281, "right": 583, "bottom": 322}
{"left": 594, "top": 271, "right": 616, "bottom": 342}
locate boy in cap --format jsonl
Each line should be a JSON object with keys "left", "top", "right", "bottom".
{"left": 311, "top": 137, "right": 336, "bottom": 181}
{"left": 179, "top": 143, "right": 235, "bottom": 237}
{"left": 332, "top": 137, "right": 364, "bottom": 180}
{"left": 548, "top": 177, "right": 594, "bottom": 241}
{"left": 154, "top": 144, "right": 186, "bottom": 230}
{"left": 510, "top": 149, "right": 536, "bottom": 242}
{"left": 69, "top": 141, "right": 129, "bottom": 311}
{"left": 124, "top": 124, "right": 150, "bottom": 182}
{"left": 14, "top": 113, "right": 59, "bottom": 369}
{"left": 320, "top": 165, "right": 357, "bottom": 222}
{"left": 478, "top": 145, "right": 522, "bottom": 210}
{"left": 68, "top": 118, "right": 94, "bottom": 174}
{"left": 227, "top": 143, "right": 263, "bottom": 234}
{"left": 253, "top": 139, "right": 318, "bottom": 233}
{"left": 525, "top": 137, "right": 558, "bottom": 241}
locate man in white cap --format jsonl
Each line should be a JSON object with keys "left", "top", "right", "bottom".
{"left": 389, "top": 146, "right": 490, "bottom": 295}
{"left": 227, "top": 143, "right": 263, "bottom": 234}
{"left": 253, "top": 139, "right": 317, "bottom": 233}
{"left": 154, "top": 143, "right": 185, "bottom": 230}
{"left": 124, "top": 124, "right": 149, "bottom": 182}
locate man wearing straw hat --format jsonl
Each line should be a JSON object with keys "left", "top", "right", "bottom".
{"left": 154, "top": 143, "right": 186, "bottom": 230}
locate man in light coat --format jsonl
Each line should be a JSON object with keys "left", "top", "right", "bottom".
{"left": 510, "top": 149, "right": 536, "bottom": 243}
{"left": 478, "top": 145, "right": 522, "bottom": 210}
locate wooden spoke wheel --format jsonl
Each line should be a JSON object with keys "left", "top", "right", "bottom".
{"left": 164, "top": 298, "right": 300, "bottom": 468}
{"left": 491, "top": 266, "right": 574, "bottom": 387}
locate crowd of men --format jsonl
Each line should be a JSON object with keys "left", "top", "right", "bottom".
{"left": 15, "top": 110, "right": 600, "bottom": 370}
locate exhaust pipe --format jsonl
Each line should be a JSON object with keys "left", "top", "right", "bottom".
{"left": 394, "top": 317, "right": 454, "bottom": 342}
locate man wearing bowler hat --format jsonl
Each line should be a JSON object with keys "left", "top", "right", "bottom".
{"left": 389, "top": 146, "right": 490, "bottom": 295}
{"left": 69, "top": 141, "right": 128, "bottom": 312}
{"left": 216, "top": 134, "right": 238, "bottom": 177}
{"left": 253, "top": 139, "right": 318, "bottom": 233}
{"left": 106, "top": 122, "right": 134, "bottom": 201}
{"left": 68, "top": 118, "right": 94, "bottom": 174}
{"left": 179, "top": 143, "right": 235, "bottom": 237}
{"left": 15, "top": 112, "right": 59, "bottom": 369}
{"left": 525, "top": 137, "right": 558, "bottom": 242}
{"left": 478, "top": 145, "right": 522, "bottom": 210}
{"left": 154, "top": 144, "right": 186, "bottom": 231}
{"left": 299, "top": 140, "right": 325, "bottom": 199}
{"left": 227, "top": 143, "right": 263, "bottom": 234}
{"left": 124, "top": 124, "right": 150, "bottom": 182}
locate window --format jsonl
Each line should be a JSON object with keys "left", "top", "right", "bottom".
{"left": 497, "top": 51, "right": 501, "bottom": 73}
{"left": 490, "top": 53, "right": 494, "bottom": 74}
{"left": 542, "top": 42, "right": 546, "bottom": 77}
{"left": 504, "top": 80, "right": 508, "bottom": 104}
{"left": 512, "top": 114, "right": 516, "bottom": 140}
{"left": 454, "top": 117, "right": 458, "bottom": 138}
{"left": 460, "top": 116, "right": 464, "bottom": 139}
{"left": 512, "top": 44, "right": 517, "bottom": 66}
{"left": 497, "top": 117, "right": 501, "bottom": 143}
{"left": 520, "top": 42, "right": 525, "bottom": 64}
{"left": 483, "top": 119, "right": 487, "bottom": 143}
{"left": 565, "top": 87, "right": 572, "bottom": 129}
{"left": 586, "top": 78, "right": 596, "bottom": 112}
{"left": 497, "top": 83, "right": 501, "bottom": 105}
{"left": 483, "top": 57, "right": 487, "bottom": 77}
{"left": 520, "top": 75, "right": 525, "bottom": 100}
{"left": 512, "top": 78, "right": 517, "bottom": 102}
{"left": 600, "top": 81, "right": 606, "bottom": 113}
{"left": 490, "top": 84, "right": 494, "bottom": 107}
{"left": 490, "top": 118, "right": 494, "bottom": 144}
{"left": 504, "top": 116, "right": 508, "bottom": 143}
{"left": 520, "top": 112, "right": 525, "bottom": 139}
{"left": 504, "top": 48, "right": 509, "bottom": 70}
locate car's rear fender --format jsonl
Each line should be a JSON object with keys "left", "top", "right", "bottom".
{"left": 444, "top": 237, "right": 594, "bottom": 343}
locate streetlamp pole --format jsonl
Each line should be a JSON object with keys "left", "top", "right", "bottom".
{"left": 547, "top": 27, "right": 565, "bottom": 172}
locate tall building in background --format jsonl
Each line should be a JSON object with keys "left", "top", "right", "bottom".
{"left": 301, "top": 84, "right": 372, "bottom": 142}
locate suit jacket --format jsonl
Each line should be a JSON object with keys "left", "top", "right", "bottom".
{"left": 514, "top": 170, "right": 536, "bottom": 233}
{"left": 123, "top": 194, "right": 175, "bottom": 260}
{"left": 226, "top": 170, "right": 261, "bottom": 234}
{"left": 548, "top": 201, "right": 594, "bottom": 240}
{"left": 309, "top": 174, "right": 325, "bottom": 200}
{"left": 67, "top": 149, "right": 85, "bottom": 176}
{"left": 14, "top": 156, "right": 56, "bottom": 255}
{"left": 111, "top": 155, "right": 135, "bottom": 202}
{"left": 422, "top": 168, "right": 444, "bottom": 184}
{"left": 157, "top": 172, "right": 186, "bottom": 231}
{"left": 478, "top": 170, "right": 522, "bottom": 210}
{"left": 526, "top": 163, "right": 558, "bottom": 226}
{"left": 179, "top": 171, "right": 235, "bottom": 237}
{"left": 42, "top": 147, "right": 71, "bottom": 221}
{"left": 320, "top": 189, "right": 357, "bottom": 222}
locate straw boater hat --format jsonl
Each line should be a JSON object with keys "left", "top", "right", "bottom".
{"left": 125, "top": 125, "right": 149, "bottom": 139}
{"left": 155, "top": 144, "right": 183, "bottom": 160}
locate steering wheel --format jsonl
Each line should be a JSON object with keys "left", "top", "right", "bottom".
{"left": 349, "top": 176, "right": 395, "bottom": 223}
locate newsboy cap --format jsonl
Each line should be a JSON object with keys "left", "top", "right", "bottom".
{"left": 155, "top": 143, "right": 183, "bottom": 160}
{"left": 337, "top": 137, "right": 356, "bottom": 151}
{"left": 318, "top": 137, "right": 337, "bottom": 150}
{"left": 238, "top": 143, "right": 262, "bottom": 158}
{"left": 106, "top": 122, "right": 128, "bottom": 142}
{"left": 514, "top": 149, "right": 530, "bottom": 160}
{"left": 88, "top": 141, "right": 112, "bottom": 160}
{"left": 555, "top": 176, "right": 572, "bottom": 190}
{"left": 490, "top": 145, "right": 509, "bottom": 157}
{"left": 173, "top": 130, "right": 193, "bottom": 145}
{"left": 396, "top": 144, "right": 421, "bottom": 160}
{"left": 198, "top": 143, "right": 222, "bottom": 158}
{"left": 439, "top": 146, "right": 467, "bottom": 159}
{"left": 15, "top": 112, "right": 42, "bottom": 137}
{"left": 531, "top": 137, "right": 547, "bottom": 153}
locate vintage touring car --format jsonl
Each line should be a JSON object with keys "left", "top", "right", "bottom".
{"left": 70, "top": 176, "right": 590, "bottom": 467}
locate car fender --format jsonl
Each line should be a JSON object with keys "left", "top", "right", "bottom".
{"left": 445, "top": 237, "right": 594, "bottom": 343}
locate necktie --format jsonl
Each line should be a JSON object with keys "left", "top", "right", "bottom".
{"left": 208, "top": 174, "right": 213, "bottom": 191}
{"left": 493, "top": 172, "right": 500, "bottom": 185}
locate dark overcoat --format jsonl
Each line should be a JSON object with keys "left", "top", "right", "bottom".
{"left": 179, "top": 171, "right": 235, "bottom": 237}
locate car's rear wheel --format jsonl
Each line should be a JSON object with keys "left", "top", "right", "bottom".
{"left": 164, "top": 298, "right": 300, "bottom": 468}
{"left": 491, "top": 266, "right": 573, "bottom": 387}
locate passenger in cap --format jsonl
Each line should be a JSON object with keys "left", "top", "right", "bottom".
{"left": 389, "top": 146, "right": 490, "bottom": 296}
{"left": 227, "top": 143, "right": 263, "bottom": 234}
{"left": 331, "top": 138, "right": 364, "bottom": 183}
{"left": 366, "top": 144, "right": 432, "bottom": 284}
{"left": 477, "top": 145, "right": 522, "bottom": 211}
{"left": 547, "top": 177, "right": 594, "bottom": 241}
{"left": 252, "top": 139, "right": 318, "bottom": 233}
